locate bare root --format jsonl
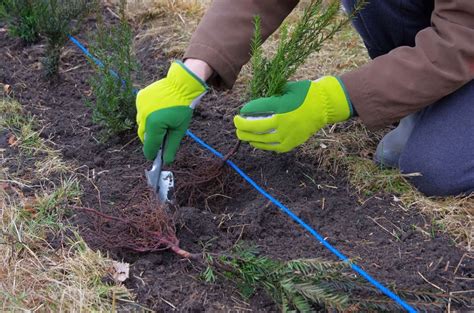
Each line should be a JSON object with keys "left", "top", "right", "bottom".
{"left": 74, "top": 141, "right": 242, "bottom": 258}
{"left": 174, "top": 140, "right": 241, "bottom": 207}
{"left": 73, "top": 192, "right": 199, "bottom": 259}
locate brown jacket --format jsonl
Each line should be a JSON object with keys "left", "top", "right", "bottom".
{"left": 184, "top": 0, "right": 474, "bottom": 128}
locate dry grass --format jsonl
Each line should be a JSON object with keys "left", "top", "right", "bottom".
{"left": 400, "top": 193, "right": 473, "bottom": 251}
{"left": 127, "top": 0, "right": 207, "bottom": 18}
{"left": 0, "top": 96, "right": 132, "bottom": 311}
{"left": 127, "top": 0, "right": 207, "bottom": 62}
{"left": 0, "top": 98, "right": 69, "bottom": 176}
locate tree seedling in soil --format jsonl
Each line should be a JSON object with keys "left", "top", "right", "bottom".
{"left": 76, "top": 195, "right": 468, "bottom": 312}
{"left": 36, "top": 0, "right": 95, "bottom": 78}
{"left": 0, "top": 0, "right": 41, "bottom": 44}
{"left": 203, "top": 245, "right": 470, "bottom": 312}
{"left": 87, "top": 0, "right": 138, "bottom": 138}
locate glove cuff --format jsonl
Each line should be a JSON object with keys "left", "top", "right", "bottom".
{"left": 312, "top": 76, "right": 353, "bottom": 124}
{"left": 167, "top": 61, "right": 209, "bottom": 96}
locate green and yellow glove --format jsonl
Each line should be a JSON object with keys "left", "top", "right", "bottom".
{"left": 234, "top": 76, "right": 353, "bottom": 152}
{"left": 136, "top": 61, "right": 208, "bottom": 163}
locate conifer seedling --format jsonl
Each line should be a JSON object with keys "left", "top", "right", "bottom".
{"left": 249, "top": 0, "right": 363, "bottom": 100}
{"left": 87, "top": 0, "right": 138, "bottom": 138}
{"left": 36, "top": 0, "right": 95, "bottom": 77}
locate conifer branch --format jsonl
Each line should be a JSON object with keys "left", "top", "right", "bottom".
{"left": 249, "top": 0, "right": 366, "bottom": 100}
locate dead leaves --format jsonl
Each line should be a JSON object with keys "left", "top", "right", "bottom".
{"left": 109, "top": 261, "right": 130, "bottom": 283}
{"left": 22, "top": 198, "right": 38, "bottom": 217}
{"left": 1, "top": 82, "right": 12, "bottom": 96}
{"left": 7, "top": 133, "right": 17, "bottom": 147}
{"left": 0, "top": 182, "right": 11, "bottom": 192}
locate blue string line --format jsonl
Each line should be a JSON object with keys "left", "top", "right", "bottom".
{"left": 186, "top": 131, "right": 415, "bottom": 312}
{"left": 69, "top": 35, "right": 121, "bottom": 82}
{"left": 68, "top": 35, "right": 416, "bottom": 313}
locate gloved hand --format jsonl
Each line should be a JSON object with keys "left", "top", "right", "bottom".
{"left": 136, "top": 61, "right": 208, "bottom": 163}
{"left": 234, "top": 76, "right": 353, "bottom": 152}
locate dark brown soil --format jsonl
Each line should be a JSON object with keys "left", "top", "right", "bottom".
{"left": 1, "top": 12, "right": 472, "bottom": 312}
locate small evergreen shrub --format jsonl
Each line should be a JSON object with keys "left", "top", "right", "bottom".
{"left": 36, "top": 0, "right": 95, "bottom": 77}
{"left": 0, "top": 0, "right": 41, "bottom": 44}
{"left": 87, "top": 0, "right": 138, "bottom": 138}
{"left": 250, "top": 0, "right": 363, "bottom": 99}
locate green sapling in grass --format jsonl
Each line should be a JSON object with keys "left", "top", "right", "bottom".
{"left": 36, "top": 0, "right": 95, "bottom": 78}
{"left": 0, "top": 0, "right": 41, "bottom": 44}
{"left": 87, "top": 0, "right": 138, "bottom": 138}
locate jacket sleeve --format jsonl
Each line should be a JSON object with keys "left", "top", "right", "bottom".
{"left": 184, "top": 0, "right": 299, "bottom": 89}
{"left": 341, "top": 0, "right": 474, "bottom": 128}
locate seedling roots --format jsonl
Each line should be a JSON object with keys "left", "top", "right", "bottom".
{"left": 74, "top": 193, "right": 199, "bottom": 260}
{"left": 174, "top": 140, "right": 241, "bottom": 207}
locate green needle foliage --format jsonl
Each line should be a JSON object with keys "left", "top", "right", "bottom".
{"left": 36, "top": 0, "right": 95, "bottom": 77}
{"left": 0, "top": 0, "right": 41, "bottom": 44}
{"left": 205, "top": 245, "right": 468, "bottom": 312}
{"left": 250, "top": 0, "right": 364, "bottom": 99}
{"left": 87, "top": 0, "right": 138, "bottom": 138}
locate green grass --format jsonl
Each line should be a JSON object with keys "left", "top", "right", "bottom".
{"left": 347, "top": 157, "right": 413, "bottom": 196}
{"left": 0, "top": 0, "right": 41, "bottom": 44}
{"left": 1, "top": 97, "right": 69, "bottom": 176}
{"left": 29, "top": 176, "right": 82, "bottom": 231}
{"left": 1, "top": 97, "right": 42, "bottom": 155}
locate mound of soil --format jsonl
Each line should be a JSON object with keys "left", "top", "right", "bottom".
{"left": 1, "top": 13, "right": 472, "bottom": 312}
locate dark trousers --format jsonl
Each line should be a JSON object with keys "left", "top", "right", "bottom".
{"left": 342, "top": 0, "right": 474, "bottom": 196}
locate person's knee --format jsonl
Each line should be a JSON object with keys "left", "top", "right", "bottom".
{"left": 342, "top": 0, "right": 432, "bottom": 58}
{"left": 397, "top": 80, "right": 474, "bottom": 197}
{"left": 399, "top": 150, "right": 472, "bottom": 197}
